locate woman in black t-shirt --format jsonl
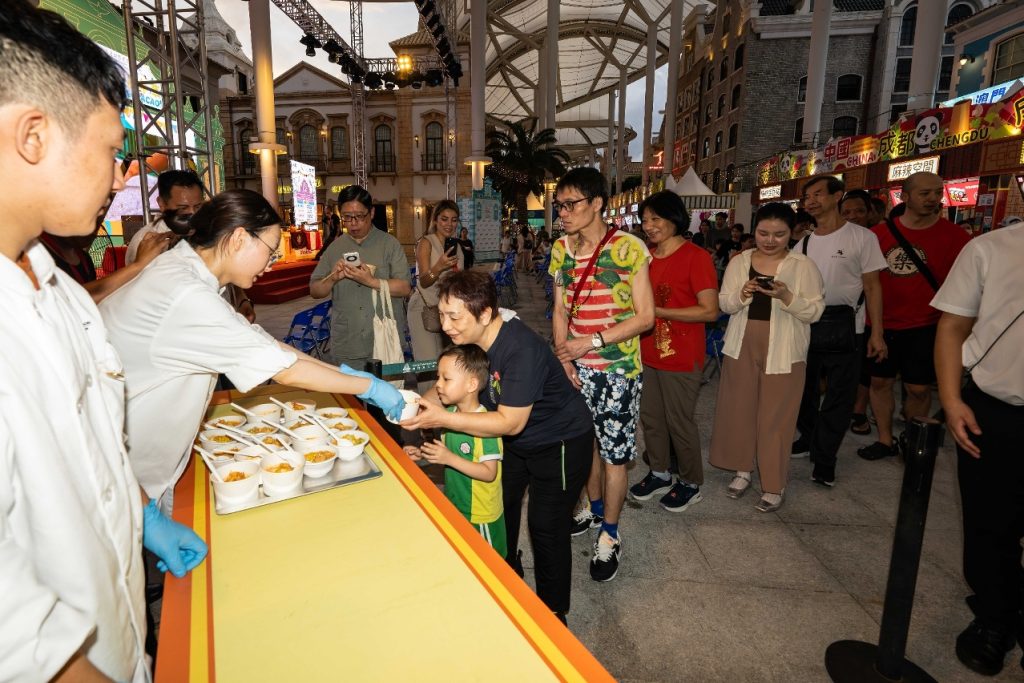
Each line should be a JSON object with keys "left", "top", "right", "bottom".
{"left": 401, "top": 270, "right": 594, "bottom": 622}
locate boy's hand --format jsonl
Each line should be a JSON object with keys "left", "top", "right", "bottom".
{"left": 419, "top": 439, "right": 455, "bottom": 466}
{"left": 402, "top": 445, "right": 423, "bottom": 461}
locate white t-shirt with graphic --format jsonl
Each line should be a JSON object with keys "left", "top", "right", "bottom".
{"left": 801, "top": 222, "right": 886, "bottom": 333}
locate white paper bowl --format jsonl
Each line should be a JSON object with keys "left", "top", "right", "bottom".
{"left": 243, "top": 422, "right": 279, "bottom": 437}
{"left": 198, "top": 429, "right": 241, "bottom": 450}
{"left": 212, "top": 460, "right": 260, "bottom": 503}
{"left": 387, "top": 390, "right": 421, "bottom": 424}
{"left": 293, "top": 440, "right": 338, "bottom": 478}
{"left": 315, "top": 407, "right": 349, "bottom": 421}
{"left": 260, "top": 450, "right": 305, "bottom": 496}
{"left": 284, "top": 416, "right": 314, "bottom": 431}
{"left": 245, "top": 403, "right": 282, "bottom": 425}
{"left": 233, "top": 444, "right": 269, "bottom": 464}
{"left": 326, "top": 417, "right": 358, "bottom": 432}
{"left": 256, "top": 433, "right": 291, "bottom": 451}
{"left": 331, "top": 429, "right": 369, "bottom": 461}
{"left": 282, "top": 399, "right": 317, "bottom": 425}
{"left": 200, "top": 446, "right": 238, "bottom": 464}
{"left": 203, "top": 415, "right": 246, "bottom": 431}
{"left": 291, "top": 424, "right": 331, "bottom": 447}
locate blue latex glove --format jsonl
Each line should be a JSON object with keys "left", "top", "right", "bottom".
{"left": 142, "top": 500, "right": 208, "bottom": 578}
{"left": 339, "top": 363, "right": 404, "bottom": 422}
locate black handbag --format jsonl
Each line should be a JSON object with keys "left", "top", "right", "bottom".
{"left": 800, "top": 235, "right": 858, "bottom": 353}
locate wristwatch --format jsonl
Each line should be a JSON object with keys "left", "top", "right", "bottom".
{"left": 591, "top": 332, "right": 605, "bottom": 349}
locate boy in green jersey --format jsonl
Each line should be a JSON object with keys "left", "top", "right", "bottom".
{"left": 404, "top": 345, "right": 506, "bottom": 557}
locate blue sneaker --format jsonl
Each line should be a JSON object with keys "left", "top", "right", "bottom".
{"left": 659, "top": 482, "right": 703, "bottom": 512}
{"left": 629, "top": 471, "right": 674, "bottom": 501}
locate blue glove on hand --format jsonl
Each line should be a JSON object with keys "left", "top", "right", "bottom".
{"left": 142, "top": 500, "right": 208, "bottom": 578}
{"left": 339, "top": 363, "right": 404, "bottom": 422}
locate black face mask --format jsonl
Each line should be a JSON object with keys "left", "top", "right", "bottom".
{"left": 163, "top": 209, "right": 194, "bottom": 236}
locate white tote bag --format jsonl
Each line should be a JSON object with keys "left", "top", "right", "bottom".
{"left": 371, "top": 279, "right": 405, "bottom": 388}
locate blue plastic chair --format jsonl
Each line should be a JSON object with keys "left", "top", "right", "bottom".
{"left": 702, "top": 314, "right": 730, "bottom": 383}
{"left": 309, "top": 300, "right": 332, "bottom": 359}
{"left": 282, "top": 307, "right": 320, "bottom": 355}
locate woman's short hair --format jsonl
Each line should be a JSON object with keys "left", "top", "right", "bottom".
{"left": 427, "top": 199, "right": 460, "bottom": 234}
{"left": 753, "top": 202, "right": 796, "bottom": 232}
{"left": 638, "top": 191, "right": 689, "bottom": 236}
{"left": 438, "top": 270, "right": 498, "bottom": 320}
{"left": 187, "top": 189, "right": 279, "bottom": 249}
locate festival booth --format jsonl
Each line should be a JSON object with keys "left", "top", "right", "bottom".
{"left": 666, "top": 168, "right": 739, "bottom": 233}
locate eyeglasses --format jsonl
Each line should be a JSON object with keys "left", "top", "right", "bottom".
{"left": 250, "top": 231, "right": 282, "bottom": 266}
{"left": 340, "top": 212, "right": 369, "bottom": 224}
{"left": 552, "top": 196, "right": 593, "bottom": 214}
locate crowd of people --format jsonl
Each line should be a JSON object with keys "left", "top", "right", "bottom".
{"left": 4, "top": 2, "right": 1023, "bottom": 679}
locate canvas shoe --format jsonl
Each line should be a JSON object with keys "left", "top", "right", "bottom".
{"left": 590, "top": 530, "right": 621, "bottom": 582}
{"left": 570, "top": 507, "right": 603, "bottom": 537}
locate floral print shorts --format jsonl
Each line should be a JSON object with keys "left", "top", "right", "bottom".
{"left": 575, "top": 364, "right": 643, "bottom": 465}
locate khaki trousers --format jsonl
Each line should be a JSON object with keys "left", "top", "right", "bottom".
{"left": 640, "top": 366, "right": 704, "bottom": 485}
{"left": 708, "top": 320, "right": 805, "bottom": 494}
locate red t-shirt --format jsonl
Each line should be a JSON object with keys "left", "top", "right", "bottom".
{"left": 869, "top": 217, "right": 971, "bottom": 330}
{"left": 640, "top": 241, "right": 719, "bottom": 372}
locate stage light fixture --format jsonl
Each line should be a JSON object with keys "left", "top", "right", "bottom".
{"left": 364, "top": 72, "right": 383, "bottom": 89}
{"left": 426, "top": 13, "right": 441, "bottom": 31}
{"left": 299, "top": 33, "right": 321, "bottom": 58}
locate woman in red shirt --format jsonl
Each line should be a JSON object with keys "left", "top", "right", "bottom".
{"left": 629, "top": 191, "right": 720, "bottom": 511}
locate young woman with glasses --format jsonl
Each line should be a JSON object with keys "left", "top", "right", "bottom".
{"left": 100, "top": 189, "right": 404, "bottom": 511}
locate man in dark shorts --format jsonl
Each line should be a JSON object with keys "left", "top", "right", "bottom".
{"left": 858, "top": 172, "right": 971, "bottom": 460}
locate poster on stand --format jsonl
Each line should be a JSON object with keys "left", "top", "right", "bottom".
{"left": 291, "top": 160, "right": 317, "bottom": 228}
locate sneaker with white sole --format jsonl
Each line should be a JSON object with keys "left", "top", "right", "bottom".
{"left": 659, "top": 482, "right": 703, "bottom": 512}
{"left": 590, "top": 531, "right": 621, "bottom": 582}
{"left": 629, "top": 471, "right": 674, "bottom": 501}
{"left": 570, "top": 507, "right": 603, "bottom": 536}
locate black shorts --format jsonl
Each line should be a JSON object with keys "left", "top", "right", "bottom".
{"left": 866, "top": 325, "right": 938, "bottom": 385}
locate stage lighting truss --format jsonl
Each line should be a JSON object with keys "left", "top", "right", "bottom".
{"left": 271, "top": 0, "right": 366, "bottom": 78}
{"left": 359, "top": 55, "right": 448, "bottom": 91}
{"left": 412, "top": 0, "right": 462, "bottom": 84}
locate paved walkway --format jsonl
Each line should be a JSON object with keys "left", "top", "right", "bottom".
{"left": 255, "top": 270, "right": 1015, "bottom": 683}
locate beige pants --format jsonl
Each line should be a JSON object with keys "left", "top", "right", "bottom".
{"left": 708, "top": 319, "right": 805, "bottom": 494}
{"left": 640, "top": 366, "right": 704, "bottom": 485}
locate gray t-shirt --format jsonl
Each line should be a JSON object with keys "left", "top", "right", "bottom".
{"left": 311, "top": 229, "right": 410, "bottom": 365}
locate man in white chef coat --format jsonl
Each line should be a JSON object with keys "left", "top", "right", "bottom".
{"left": 0, "top": 3, "right": 206, "bottom": 680}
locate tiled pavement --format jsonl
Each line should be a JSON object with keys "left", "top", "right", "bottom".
{"left": 255, "top": 269, "right": 1017, "bottom": 683}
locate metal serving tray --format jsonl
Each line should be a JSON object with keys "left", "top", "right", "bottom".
{"left": 212, "top": 451, "right": 382, "bottom": 515}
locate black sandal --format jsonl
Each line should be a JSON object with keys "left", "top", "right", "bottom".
{"left": 850, "top": 413, "right": 871, "bottom": 435}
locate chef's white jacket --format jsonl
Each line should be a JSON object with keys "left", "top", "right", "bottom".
{"left": 0, "top": 242, "right": 148, "bottom": 681}
{"left": 100, "top": 241, "right": 297, "bottom": 503}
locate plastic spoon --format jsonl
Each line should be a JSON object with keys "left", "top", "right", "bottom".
{"left": 261, "top": 416, "right": 303, "bottom": 440}
{"left": 301, "top": 411, "right": 334, "bottom": 436}
{"left": 229, "top": 402, "right": 258, "bottom": 419}
{"left": 219, "top": 424, "right": 274, "bottom": 453}
{"left": 193, "top": 445, "right": 226, "bottom": 483}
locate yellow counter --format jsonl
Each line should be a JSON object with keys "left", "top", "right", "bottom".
{"left": 156, "top": 385, "right": 612, "bottom": 682}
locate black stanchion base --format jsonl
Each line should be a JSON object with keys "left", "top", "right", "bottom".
{"left": 825, "top": 641, "right": 937, "bottom": 683}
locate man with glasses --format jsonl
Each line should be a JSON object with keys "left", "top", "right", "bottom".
{"left": 310, "top": 185, "right": 411, "bottom": 369}
{"left": 550, "top": 167, "right": 654, "bottom": 582}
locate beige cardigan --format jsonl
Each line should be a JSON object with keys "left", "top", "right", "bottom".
{"left": 720, "top": 249, "right": 825, "bottom": 374}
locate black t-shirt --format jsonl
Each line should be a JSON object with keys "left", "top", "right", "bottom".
{"left": 480, "top": 317, "right": 593, "bottom": 450}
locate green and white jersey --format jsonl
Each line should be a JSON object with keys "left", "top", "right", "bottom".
{"left": 443, "top": 406, "right": 503, "bottom": 524}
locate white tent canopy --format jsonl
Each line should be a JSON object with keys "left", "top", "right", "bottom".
{"left": 668, "top": 167, "right": 715, "bottom": 196}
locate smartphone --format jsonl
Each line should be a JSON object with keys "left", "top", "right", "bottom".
{"left": 342, "top": 251, "right": 362, "bottom": 267}
{"left": 443, "top": 237, "right": 459, "bottom": 255}
{"left": 754, "top": 276, "right": 775, "bottom": 289}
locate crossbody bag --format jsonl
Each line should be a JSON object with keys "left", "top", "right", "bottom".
{"left": 883, "top": 218, "right": 940, "bottom": 292}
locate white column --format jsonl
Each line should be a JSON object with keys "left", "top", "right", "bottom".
{"left": 907, "top": 0, "right": 947, "bottom": 110}
{"left": 616, "top": 67, "right": 627, "bottom": 194}
{"left": 248, "top": 0, "right": 281, "bottom": 209}
{"left": 662, "top": 0, "right": 683, "bottom": 177}
{"left": 607, "top": 91, "right": 616, "bottom": 183}
{"left": 642, "top": 26, "right": 657, "bottom": 186}
{"left": 535, "top": 48, "right": 546, "bottom": 128}
{"left": 801, "top": 0, "right": 832, "bottom": 145}
{"left": 465, "top": 0, "right": 490, "bottom": 190}
{"left": 545, "top": 0, "right": 558, "bottom": 132}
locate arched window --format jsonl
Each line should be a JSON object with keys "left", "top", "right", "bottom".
{"left": 299, "top": 124, "right": 318, "bottom": 159}
{"left": 900, "top": 5, "right": 917, "bottom": 47}
{"left": 731, "top": 84, "right": 741, "bottom": 109}
{"left": 726, "top": 164, "right": 736, "bottom": 190}
{"left": 720, "top": 57, "right": 729, "bottom": 80}
{"left": 734, "top": 44, "right": 744, "bottom": 69}
{"left": 794, "top": 117, "right": 804, "bottom": 144}
{"left": 728, "top": 124, "right": 738, "bottom": 148}
{"left": 706, "top": 69, "right": 714, "bottom": 91}
{"left": 797, "top": 75, "right": 807, "bottom": 103}
{"left": 702, "top": 137, "right": 710, "bottom": 158}
{"left": 714, "top": 131, "right": 722, "bottom": 153}
{"left": 945, "top": 4, "right": 974, "bottom": 44}
{"left": 717, "top": 94, "right": 726, "bottom": 117}
{"left": 425, "top": 121, "right": 444, "bottom": 170}
{"left": 330, "top": 126, "right": 347, "bottom": 159}
{"left": 712, "top": 168, "right": 721, "bottom": 193}
{"left": 374, "top": 124, "right": 394, "bottom": 172}
{"left": 836, "top": 74, "right": 863, "bottom": 101}
{"left": 705, "top": 104, "right": 712, "bottom": 124}
{"left": 832, "top": 116, "right": 858, "bottom": 138}
{"left": 239, "top": 127, "right": 255, "bottom": 174}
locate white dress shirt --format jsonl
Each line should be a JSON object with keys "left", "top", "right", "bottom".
{"left": 100, "top": 241, "right": 297, "bottom": 502}
{"left": 0, "top": 242, "right": 148, "bottom": 682}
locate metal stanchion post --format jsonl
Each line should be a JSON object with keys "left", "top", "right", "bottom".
{"left": 363, "top": 359, "right": 402, "bottom": 443}
{"left": 825, "top": 418, "right": 944, "bottom": 683}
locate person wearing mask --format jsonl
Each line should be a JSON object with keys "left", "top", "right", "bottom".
{"left": 628, "top": 191, "right": 719, "bottom": 511}
{"left": 459, "top": 226, "right": 475, "bottom": 270}
{"left": 409, "top": 200, "right": 464, "bottom": 386}
{"left": 709, "top": 203, "right": 824, "bottom": 511}
{"left": 0, "top": 5, "right": 207, "bottom": 679}
{"left": 933, "top": 219, "right": 1024, "bottom": 677}
{"left": 310, "top": 185, "right": 412, "bottom": 369}
{"left": 124, "top": 169, "right": 203, "bottom": 265}
{"left": 792, "top": 175, "right": 886, "bottom": 487}
{"left": 401, "top": 270, "right": 594, "bottom": 624}
{"left": 858, "top": 172, "right": 971, "bottom": 460}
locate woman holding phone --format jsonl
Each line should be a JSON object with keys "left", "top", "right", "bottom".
{"left": 707, "top": 203, "right": 824, "bottom": 512}
{"left": 408, "top": 200, "right": 464, "bottom": 382}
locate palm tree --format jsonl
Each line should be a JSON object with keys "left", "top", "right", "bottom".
{"left": 485, "top": 118, "right": 569, "bottom": 222}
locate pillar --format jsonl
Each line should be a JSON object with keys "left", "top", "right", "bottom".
{"left": 545, "top": 0, "right": 558, "bottom": 132}
{"left": 248, "top": 0, "right": 281, "bottom": 210}
{"left": 907, "top": 0, "right": 947, "bottom": 111}
{"left": 801, "top": 0, "right": 832, "bottom": 145}
{"left": 642, "top": 26, "right": 657, "bottom": 186}
{"left": 465, "top": 0, "right": 491, "bottom": 191}
{"left": 535, "top": 48, "right": 546, "bottom": 128}
{"left": 607, "top": 91, "right": 616, "bottom": 184}
{"left": 662, "top": 0, "right": 683, "bottom": 177}
{"left": 616, "top": 67, "right": 627, "bottom": 195}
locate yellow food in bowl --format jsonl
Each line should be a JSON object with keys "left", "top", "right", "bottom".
{"left": 265, "top": 462, "right": 294, "bottom": 473}
{"left": 339, "top": 434, "right": 365, "bottom": 446}
{"left": 237, "top": 454, "right": 260, "bottom": 461}
{"left": 262, "top": 437, "right": 283, "bottom": 447}
{"left": 290, "top": 401, "right": 308, "bottom": 410}
{"left": 287, "top": 420, "right": 308, "bottom": 430}
{"left": 320, "top": 411, "right": 344, "bottom": 419}
{"left": 304, "top": 450, "right": 334, "bottom": 463}
{"left": 209, "top": 435, "right": 233, "bottom": 443}
{"left": 247, "top": 426, "right": 275, "bottom": 434}
{"left": 224, "top": 471, "right": 249, "bottom": 483}
{"left": 215, "top": 417, "right": 243, "bottom": 426}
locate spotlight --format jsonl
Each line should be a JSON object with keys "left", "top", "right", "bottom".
{"left": 448, "top": 62, "right": 463, "bottom": 80}
{"left": 397, "top": 54, "right": 413, "bottom": 73}
{"left": 299, "top": 33, "right": 321, "bottom": 58}
{"left": 426, "top": 14, "right": 441, "bottom": 31}
{"left": 437, "top": 36, "right": 450, "bottom": 53}
{"left": 411, "top": 81, "right": 422, "bottom": 89}
{"left": 425, "top": 68, "right": 443, "bottom": 87}
{"left": 364, "top": 72, "right": 383, "bottom": 89}
{"left": 959, "top": 53, "right": 975, "bottom": 66}
{"left": 350, "top": 74, "right": 363, "bottom": 84}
